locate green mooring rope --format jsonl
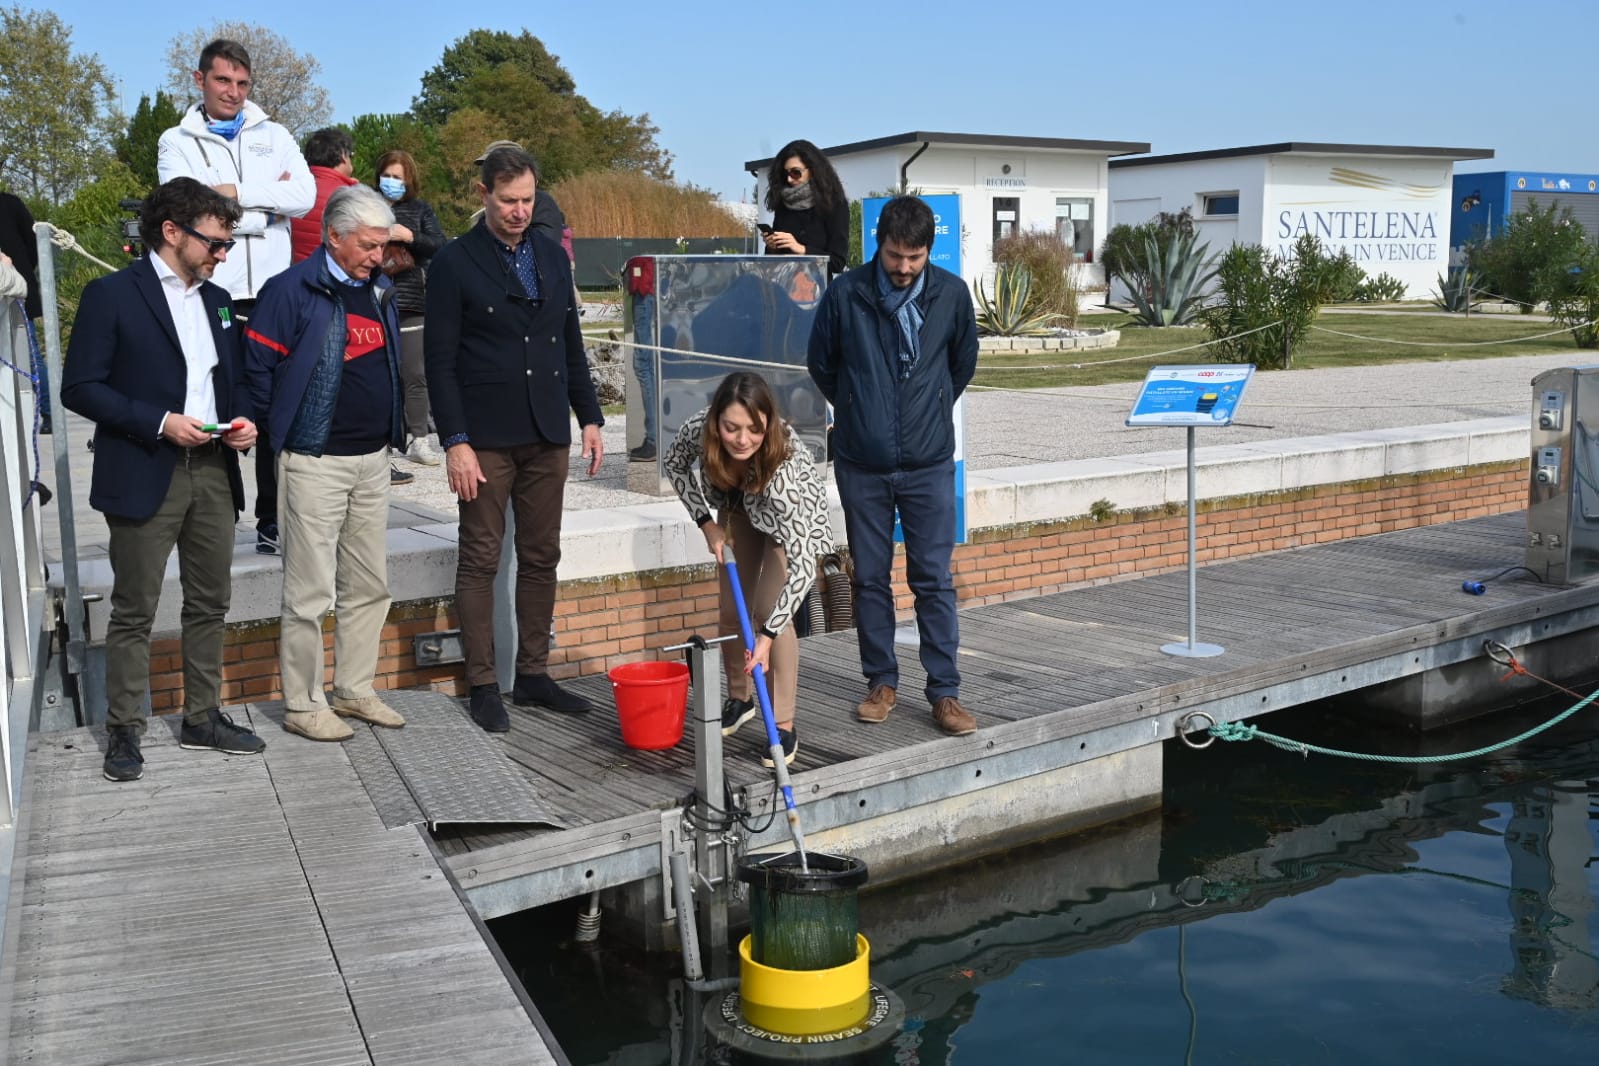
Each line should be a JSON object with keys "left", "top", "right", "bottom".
{"left": 1207, "top": 686, "right": 1599, "bottom": 763}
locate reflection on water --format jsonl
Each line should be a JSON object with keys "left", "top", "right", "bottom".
{"left": 497, "top": 700, "right": 1599, "bottom": 1064}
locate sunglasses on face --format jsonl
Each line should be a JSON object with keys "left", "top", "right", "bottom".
{"left": 784, "top": 167, "right": 807, "bottom": 180}
{"left": 179, "top": 223, "right": 236, "bottom": 255}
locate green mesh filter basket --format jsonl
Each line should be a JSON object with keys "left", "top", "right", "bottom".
{"left": 737, "top": 851, "right": 869, "bottom": 971}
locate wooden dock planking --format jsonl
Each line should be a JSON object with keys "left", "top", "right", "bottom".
{"left": 12, "top": 509, "right": 1571, "bottom": 1062}
{"left": 4, "top": 708, "right": 561, "bottom": 1065}
{"left": 440, "top": 511, "right": 1598, "bottom": 910}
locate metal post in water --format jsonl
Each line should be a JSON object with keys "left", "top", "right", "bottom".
{"left": 34, "top": 224, "right": 87, "bottom": 723}
{"left": 687, "top": 638, "right": 729, "bottom": 963}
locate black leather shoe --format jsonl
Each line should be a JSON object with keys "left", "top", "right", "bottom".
{"left": 510, "top": 673, "right": 592, "bottom": 714}
{"left": 103, "top": 725, "right": 144, "bottom": 782}
{"left": 721, "top": 696, "right": 756, "bottom": 737}
{"left": 469, "top": 685, "right": 510, "bottom": 732}
{"left": 760, "top": 725, "right": 798, "bottom": 769}
{"left": 180, "top": 708, "right": 266, "bottom": 754}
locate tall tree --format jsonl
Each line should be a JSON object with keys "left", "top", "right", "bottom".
{"left": 0, "top": 5, "right": 119, "bottom": 205}
{"left": 114, "top": 91, "right": 182, "bottom": 192}
{"left": 413, "top": 29, "right": 574, "bottom": 127}
{"left": 163, "top": 21, "right": 332, "bottom": 136}
{"left": 415, "top": 29, "right": 672, "bottom": 182}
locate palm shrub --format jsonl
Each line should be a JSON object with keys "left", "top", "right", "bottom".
{"left": 1431, "top": 268, "right": 1481, "bottom": 312}
{"left": 1549, "top": 246, "right": 1599, "bottom": 349}
{"left": 1200, "top": 235, "right": 1333, "bottom": 370}
{"left": 1115, "top": 229, "right": 1217, "bottom": 326}
{"left": 993, "top": 230, "right": 1078, "bottom": 327}
{"left": 974, "top": 263, "right": 1062, "bottom": 336}
{"left": 1355, "top": 272, "right": 1408, "bottom": 303}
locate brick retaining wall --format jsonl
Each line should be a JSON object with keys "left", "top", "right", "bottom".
{"left": 145, "top": 460, "right": 1528, "bottom": 714}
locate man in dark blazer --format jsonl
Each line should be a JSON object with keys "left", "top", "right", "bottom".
{"left": 425, "top": 145, "right": 604, "bottom": 732}
{"left": 61, "top": 177, "right": 266, "bottom": 783}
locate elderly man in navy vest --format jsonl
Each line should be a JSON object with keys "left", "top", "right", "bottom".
{"left": 425, "top": 145, "right": 604, "bottom": 732}
{"left": 61, "top": 178, "right": 266, "bottom": 782}
{"left": 245, "top": 184, "right": 409, "bottom": 742}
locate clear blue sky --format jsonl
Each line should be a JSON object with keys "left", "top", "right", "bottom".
{"left": 41, "top": 0, "right": 1599, "bottom": 201}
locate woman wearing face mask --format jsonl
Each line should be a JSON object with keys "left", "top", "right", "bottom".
{"left": 665, "top": 372, "right": 833, "bottom": 768}
{"left": 761, "top": 139, "right": 849, "bottom": 276}
{"left": 374, "top": 149, "right": 448, "bottom": 466}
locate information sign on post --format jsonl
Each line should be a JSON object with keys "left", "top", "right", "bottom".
{"left": 1126, "top": 364, "right": 1255, "bottom": 657}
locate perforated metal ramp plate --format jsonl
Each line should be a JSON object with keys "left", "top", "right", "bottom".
{"left": 345, "top": 689, "right": 567, "bottom": 830}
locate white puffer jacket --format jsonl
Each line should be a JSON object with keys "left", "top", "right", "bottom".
{"left": 157, "top": 101, "right": 314, "bottom": 301}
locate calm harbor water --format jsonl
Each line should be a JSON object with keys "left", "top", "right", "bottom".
{"left": 495, "top": 699, "right": 1599, "bottom": 1064}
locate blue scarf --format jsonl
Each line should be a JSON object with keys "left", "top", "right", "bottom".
{"left": 875, "top": 260, "right": 925, "bottom": 380}
{"left": 204, "top": 109, "right": 246, "bottom": 141}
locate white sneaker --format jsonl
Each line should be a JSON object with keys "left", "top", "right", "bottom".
{"left": 407, "top": 437, "right": 441, "bottom": 466}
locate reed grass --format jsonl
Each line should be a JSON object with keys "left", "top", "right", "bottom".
{"left": 550, "top": 171, "right": 746, "bottom": 238}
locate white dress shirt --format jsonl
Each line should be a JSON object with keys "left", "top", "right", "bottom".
{"left": 150, "top": 251, "right": 221, "bottom": 434}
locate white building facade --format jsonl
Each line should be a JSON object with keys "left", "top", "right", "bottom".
{"left": 1108, "top": 143, "right": 1493, "bottom": 299}
{"left": 746, "top": 132, "right": 1149, "bottom": 292}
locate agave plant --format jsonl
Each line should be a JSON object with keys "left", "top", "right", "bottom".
{"left": 974, "top": 263, "right": 1062, "bottom": 336}
{"left": 1431, "top": 268, "right": 1482, "bottom": 313}
{"left": 1118, "top": 230, "right": 1217, "bottom": 327}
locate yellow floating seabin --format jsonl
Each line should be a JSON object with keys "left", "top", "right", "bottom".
{"left": 737, "top": 933, "right": 872, "bottom": 1037}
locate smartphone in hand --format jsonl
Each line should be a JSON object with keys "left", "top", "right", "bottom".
{"left": 757, "top": 223, "right": 773, "bottom": 234}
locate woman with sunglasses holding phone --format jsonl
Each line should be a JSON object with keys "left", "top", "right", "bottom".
{"left": 762, "top": 139, "right": 849, "bottom": 276}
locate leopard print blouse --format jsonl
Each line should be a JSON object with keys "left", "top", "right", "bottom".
{"left": 665, "top": 408, "right": 835, "bottom": 635}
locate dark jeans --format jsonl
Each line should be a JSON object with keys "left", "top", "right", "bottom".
{"left": 456, "top": 443, "right": 569, "bottom": 687}
{"left": 103, "top": 448, "right": 235, "bottom": 729}
{"left": 234, "top": 300, "right": 276, "bottom": 529}
{"left": 834, "top": 458, "right": 961, "bottom": 702}
{"left": 631, "top": 293, "right": 657, "bottom": 446}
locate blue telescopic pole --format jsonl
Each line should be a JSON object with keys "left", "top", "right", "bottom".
{"left": 724, "top": 558, "right": 809, "bottom": 871}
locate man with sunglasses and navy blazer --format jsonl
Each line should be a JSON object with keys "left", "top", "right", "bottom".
{"left": 61, "top": 177, "right": 267, "bottom": 784}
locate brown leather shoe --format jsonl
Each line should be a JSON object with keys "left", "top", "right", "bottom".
{"left": 856, "top": 684, "right": 897, "bottom": 723}
{"left": 932, "top": 697, "right": 977, "bottom": 736}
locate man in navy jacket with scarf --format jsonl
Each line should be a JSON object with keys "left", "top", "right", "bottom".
{"left": 425, "top": 145, "right": 604, "bottom": 732}
{"left": 807, "top": 195, "right": 979, "bottom": 737}
{"left": 245, "top": 184, "right": 408, "bottom": 742}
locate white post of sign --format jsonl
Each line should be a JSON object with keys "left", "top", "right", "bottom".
{"left": 1124, "top": 364, "right": 1256, "bottom": 659}
{"left": 1165, "top": 426, "right": 1222, "bottom": 657}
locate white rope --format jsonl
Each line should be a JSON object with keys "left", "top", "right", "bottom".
{"left": 1308, "top": 319, "right": 1594, "bottom": 347}
{"left": 604, "top": 335, "right": 799, "bottom": 375}
{"left": 44, "top": 224, "right": 120, "bottom": 274}
{"left": 972, "top": 318, "right": 1287, "bottom": 373}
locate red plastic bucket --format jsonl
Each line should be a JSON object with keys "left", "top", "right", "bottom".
{"left": 608, "top": 660, "right": 690, "bottom": 750}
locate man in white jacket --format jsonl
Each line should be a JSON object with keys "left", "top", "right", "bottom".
{"left": 159, "top": 37, "right": 313, "bottom": 556}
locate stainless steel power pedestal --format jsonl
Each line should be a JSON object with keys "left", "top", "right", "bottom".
{"left": 1527, "top": 366, "right": 1599, "bottom": 583}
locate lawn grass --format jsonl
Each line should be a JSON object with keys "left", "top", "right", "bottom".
{"left": 972, "top": 312, "right": 1586, "bottom": 391}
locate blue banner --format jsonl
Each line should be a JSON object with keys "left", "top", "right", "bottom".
{"left": 862, "top": 194, "right": 961, "bottom": 276}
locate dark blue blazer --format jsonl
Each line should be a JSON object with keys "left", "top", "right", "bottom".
{"left": 424, "top": 219, "right": 603, "bottom": 450}
{"left": 61, "top": 255, "right": 250, "bottom": 522}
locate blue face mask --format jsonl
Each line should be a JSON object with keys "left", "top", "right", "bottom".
{"left": 204, "top": 109, "right": 246, "bottom": 141}
{"left": 379, "top": 177, "right": 406, "bottom": 201}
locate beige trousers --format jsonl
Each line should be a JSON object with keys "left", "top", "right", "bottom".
{"left": 277, "top": 447, "right": 391, "bottom": 712}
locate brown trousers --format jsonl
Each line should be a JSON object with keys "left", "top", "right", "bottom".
{"left": 457, "top": 443, "right": 569, "bottom": 687}
{"left": 719, "top": 507, "right": 798, "bottom": 727}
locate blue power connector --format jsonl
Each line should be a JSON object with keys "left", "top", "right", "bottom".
{"left": 1461, "top": 580, "right": 1487, "bottom": 595}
